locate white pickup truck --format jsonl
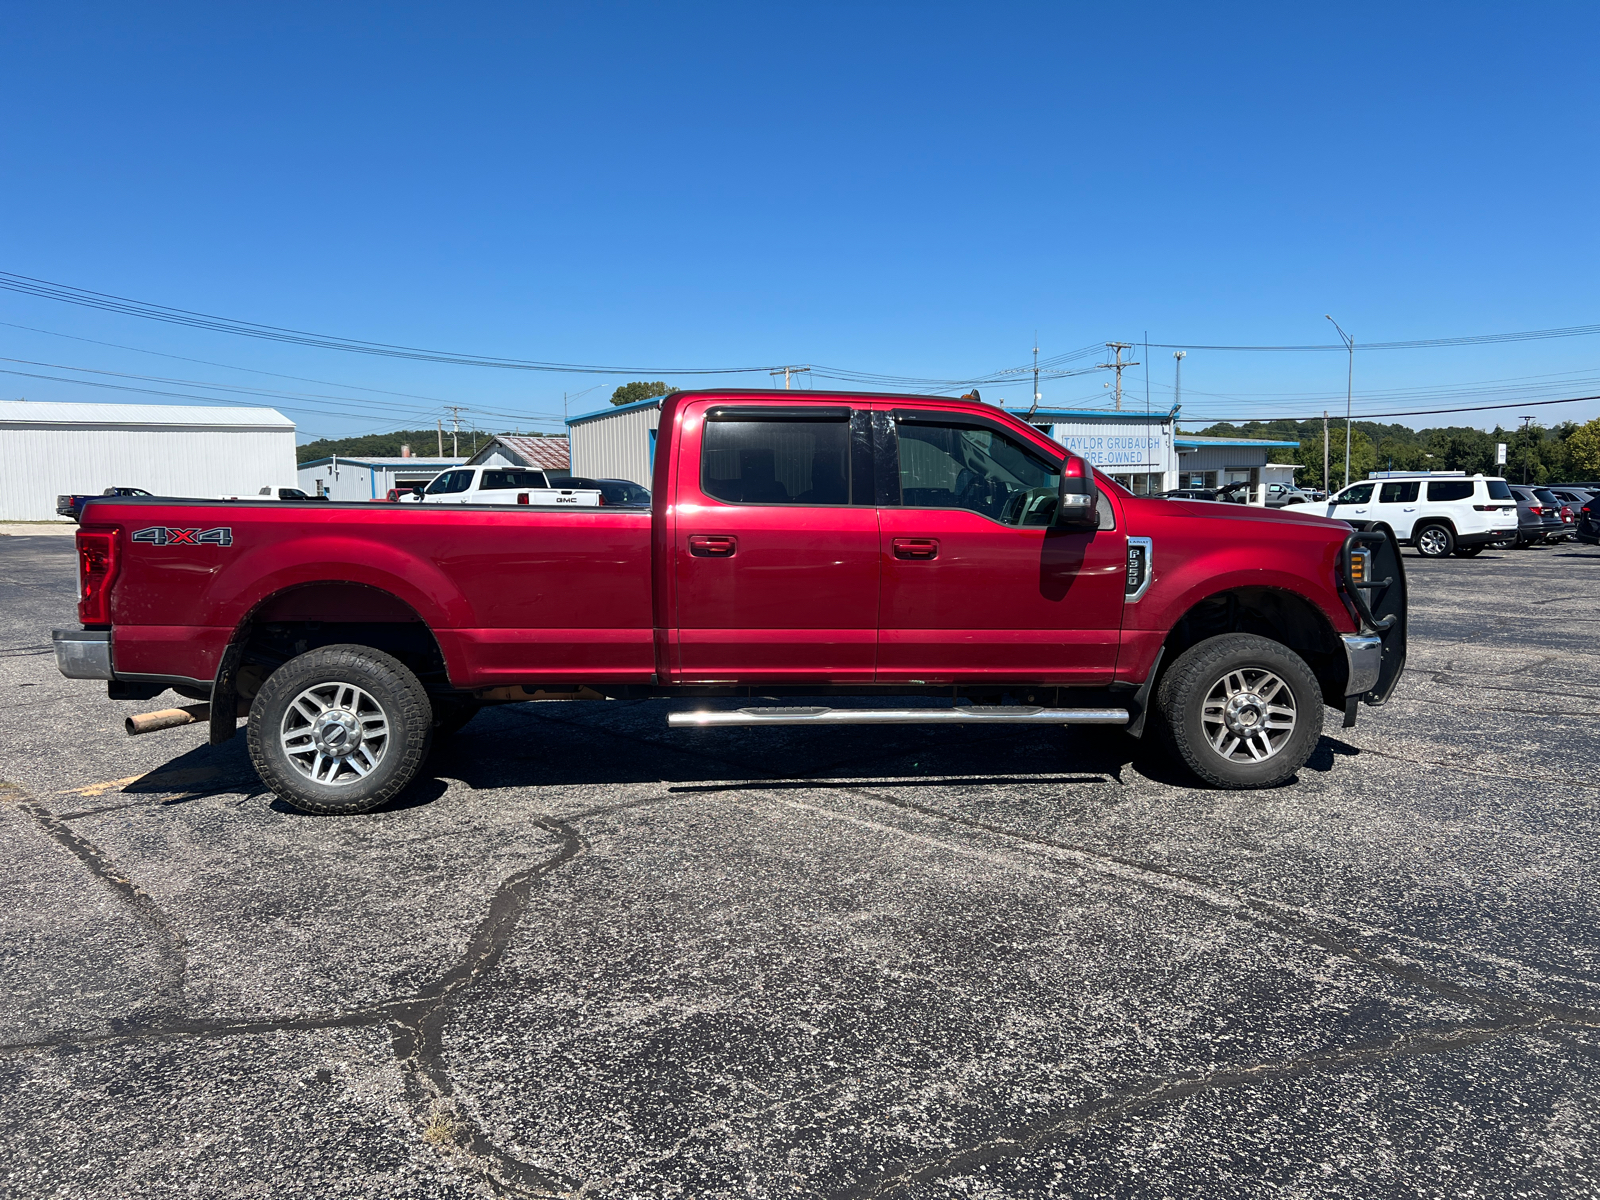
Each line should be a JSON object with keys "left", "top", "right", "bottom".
{"left": 402, "top": 466, "right": 602, "bottom": 507}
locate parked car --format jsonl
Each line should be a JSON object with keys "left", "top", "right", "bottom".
{"left": 1534, "top": 488, "right": 1576, "bottom": 543}
{"left": 560, "top": 477, "right": 652, "bottom": 507}
{"left": 1161, "top": 488, "right": 1218, "bottom": 501}
{"left": 53, "top": 387, "right": 1408, "bottom": 811}
{"left": 218, "top": 487, "right": 322, "bottom": 501}
{"left": 1215, "top": 481, "right": 1313, "bottom": 507}
{"left": 1325, "top": 474, "right": 1518, "bottom": 557}
{"left": 410, "top": 466, "right": 602, "bottom": 507}
{"left": 1547, "top": 486, "right": 1598, "bottom": 516}
{"left": 56, "top": 486, "right": 153, "bottom": 522}
{"left": 1508, "top": 485, "right": 1563, "bottom": 547}
{"left": 1577, "top": 497, "right": 1600, "bottom": 545}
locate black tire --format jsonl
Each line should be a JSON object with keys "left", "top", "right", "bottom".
{"left": 1156, "top": 633, "right": 1324, "bottom": 789}
{"left": 431, "top": 695, "right": 482, "bottom": 737}
{"left": 1414, "top": 523, "right": 1455, "bottom": 558}
{"left": 248, "top": 644, "right": 432, "bottom": 815}
{"left": 1453, "top": 545, "right": 1485, "bottom": 557}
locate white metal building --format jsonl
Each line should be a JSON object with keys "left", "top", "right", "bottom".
{"left": 0, "top": 400, "right": 298, "bottom": 521}
{"left": 1173, "top": 434, "right": 1302, "bottom": 491}
{"left": 296, "top": 455, "right": 464, "bottom": 501}
{"left": 566, "top": 398, "right": 662, "bottom": 485}
{"left": 1023, "top": 407, "right": 1181, "bottom": 495}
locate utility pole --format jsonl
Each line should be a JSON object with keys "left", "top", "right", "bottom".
{"left": 1027, "top": 335, "right": 1041, "bottom": 416}
{"left": 769, "top": 366, "right": 811, "bottom": 390}
{"left": 1172, "top": 351, "right": 1185, "bottom": 410}
{"left": 1326, "top": 316, "right": 1354, "bottom": 487}
{"left": 437, "top": 420, "right": 443, "bottom": 457}
{"left": 1322, "top": 411, "right": 1330, "bottom": 495}
{"left": 1097, "top": 342, "right": 1139, "bottom": 411}
{"left": 1520, "top": 415, "right": 1535, "bottom": 484}
{"left": 445, "top": 406, "right": 465, "bottom": 457}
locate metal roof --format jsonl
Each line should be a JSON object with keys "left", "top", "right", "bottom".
{"left": 566, "top": 396, "right": 663, "bottom": 427}
{"left": 1020, "top": 406, "right": 1181, "bottom": 423}
{"left": 298, "top": 456, "right": 464, "bottom": 470}
{"left": 484, "top": 434, "right": 571, "bottom": 470}
{"left": 1175, "top": 435, "right": 1300, "bottom": 449}
{"left": 0, "top": 399, "right": 294, "bottom": 429}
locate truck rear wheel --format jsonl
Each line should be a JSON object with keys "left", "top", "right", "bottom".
{"left": 247, "top": 645, "right": 432, "bottom": 815}
{"left": 1156, "top": 634, "right": 1324, "bottom": 789}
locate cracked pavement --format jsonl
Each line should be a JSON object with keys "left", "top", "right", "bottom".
{"left": 2, "top": 533, "right": 1598, "bottom": 1197}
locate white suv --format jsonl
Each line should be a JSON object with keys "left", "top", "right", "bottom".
{"left": 1325, "top": 474, "right": 1518, "bottom": 558}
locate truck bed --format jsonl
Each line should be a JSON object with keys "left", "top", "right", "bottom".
{"left": 83, "top": 498, "right": 654, "bottom": 688}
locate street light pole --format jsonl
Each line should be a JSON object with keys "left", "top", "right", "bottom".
{"left": 1326, "top": 316, "right": 1354, "bottom": 488}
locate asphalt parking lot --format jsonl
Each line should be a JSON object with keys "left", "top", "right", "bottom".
{"left": 3, "top": 534, "right": 1599, "bottom": 1199}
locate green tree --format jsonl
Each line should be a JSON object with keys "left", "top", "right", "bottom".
{"left": 611, "top": 381, "right": 674, "bottom": 407}
{"left": 1561, "top": 417, "right": 1600, "bottom": 479}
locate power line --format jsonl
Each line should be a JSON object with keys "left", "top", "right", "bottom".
{"left": 1178, "top": 393, "right": 1598, "bottom": 425}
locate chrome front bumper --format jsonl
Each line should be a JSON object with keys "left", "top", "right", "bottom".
{"left": 53, "top": 629, "right": 113, "bottom": 679}
{"left": 1341, "top": 633, "right": 1383, "bottom": 696}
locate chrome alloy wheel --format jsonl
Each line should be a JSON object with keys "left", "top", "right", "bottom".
{"left": 279, "top": 681, "right": 390, "bottom": 786}
{"left": 1417, "top": 526, "right": 1450, "bottom": 557}
{"left": 1200, "top": 667, "right": 1296, "bottom": 763}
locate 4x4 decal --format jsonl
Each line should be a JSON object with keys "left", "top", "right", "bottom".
{"left": 132, "top": 526, "right": 233, "bottom": 547}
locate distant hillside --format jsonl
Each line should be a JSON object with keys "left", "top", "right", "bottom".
{"left": 295, "top": 428, "right": 563, "bottom": 464}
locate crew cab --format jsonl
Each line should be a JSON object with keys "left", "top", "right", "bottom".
{"left": 405, "top": 465, "right": 601, "bottom": 507}
{"left": 53, "top": 390, "right": 1407, "bottom": 814}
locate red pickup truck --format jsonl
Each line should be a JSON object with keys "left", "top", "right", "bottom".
{"left": 54, "top": 390, "right": 1406, "bottom": 814}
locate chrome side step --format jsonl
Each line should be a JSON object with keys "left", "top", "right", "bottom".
{"left": 668, "top": 705, "right": 1129, "bottom": 728}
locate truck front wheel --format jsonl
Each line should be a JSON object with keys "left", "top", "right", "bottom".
{"left": 1156, "top": 634, "right": 1324, "bottom": 789}
{"left": 247, "top": 645, "right": 433, "bottom": 815}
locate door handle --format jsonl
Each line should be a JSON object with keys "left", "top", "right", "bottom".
{"left": 893, "top": 537, "right": 939, "bottom": 560}
{"left": 688, "top": 534, "right": 737, "bottom": 558}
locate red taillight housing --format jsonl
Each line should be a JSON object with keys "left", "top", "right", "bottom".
{"left": 1529, "top": 505, "right": 1543, "bottom": 515}
{"left": 76, "top": 530, "right": 119, "bottom": 624}
{"left": 517, "top": 492, "right": 529, "bottom": 504}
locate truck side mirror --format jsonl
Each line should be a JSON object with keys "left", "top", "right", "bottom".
{"left": 1055, "top": 455, "right": 1099, "bottom": 528}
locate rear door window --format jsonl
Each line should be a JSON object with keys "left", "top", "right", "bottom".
{"left": 1426, "top": 480, "right": 1474, "bottom": 502}
{"left": 1486, "top": 480, "right": 1513, "bottom": 500}
{"left": 479, "top": 469, "right": 549, "bottom": 491}
{"left": 1377, "top": 481, "right": 1419, "bottom": 504}
{"left": 701, "top": 411, "right": 851, "bottom": 505}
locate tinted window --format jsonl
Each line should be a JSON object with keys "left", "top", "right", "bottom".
{"left": 1378, "top": 481, "right": 1419, "bottom": 503}
{"left": 480, "top": 469, "right": 549, "bottom": 491}
{"left": 702, "top": 417, "right": 849, "bottom": 505}
{"left": 1534, "top": 489, "right": 1562, "bottom": 506}
{"left": 895, "top": 421, "right": 1061, "bottom": 526}
{"left": 1426, "top": 480, "right": 1474, "bottom": 502}
{"left": 1333, "top": 484, "right": 1373, "bottom": 505}
{"left": 599, "top": 481, "right": 651, "bottom": 506}
{"left": 1486, "top": 479, "right": 1513, "bottom": 500}
{"left": 424, "top": 472, "right": 456, "bottom": 495}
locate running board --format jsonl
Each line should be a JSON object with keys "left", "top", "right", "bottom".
{"left": 668, "top": 705, "right": 1129, "bottom": 728}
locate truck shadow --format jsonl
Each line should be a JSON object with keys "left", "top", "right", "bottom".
{"left": 115, "top": 702, "right": 1362, "bottom": 816}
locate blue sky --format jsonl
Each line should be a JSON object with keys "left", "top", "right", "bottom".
{"left": 2, "top": 2, "right": 1597, "bottom": 441}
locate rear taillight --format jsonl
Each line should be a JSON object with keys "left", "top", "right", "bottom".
{"left": 76, "top": 530, "right": 118, "bottom": 624}
{"left": 598, "top": 494, "right": 607, "bottom": 505}
{"left": 517, "top": 492, "right": 529, "bottom": 504}
{"left": 1529, "top": 505, "right": 1543, "bottom": 515}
